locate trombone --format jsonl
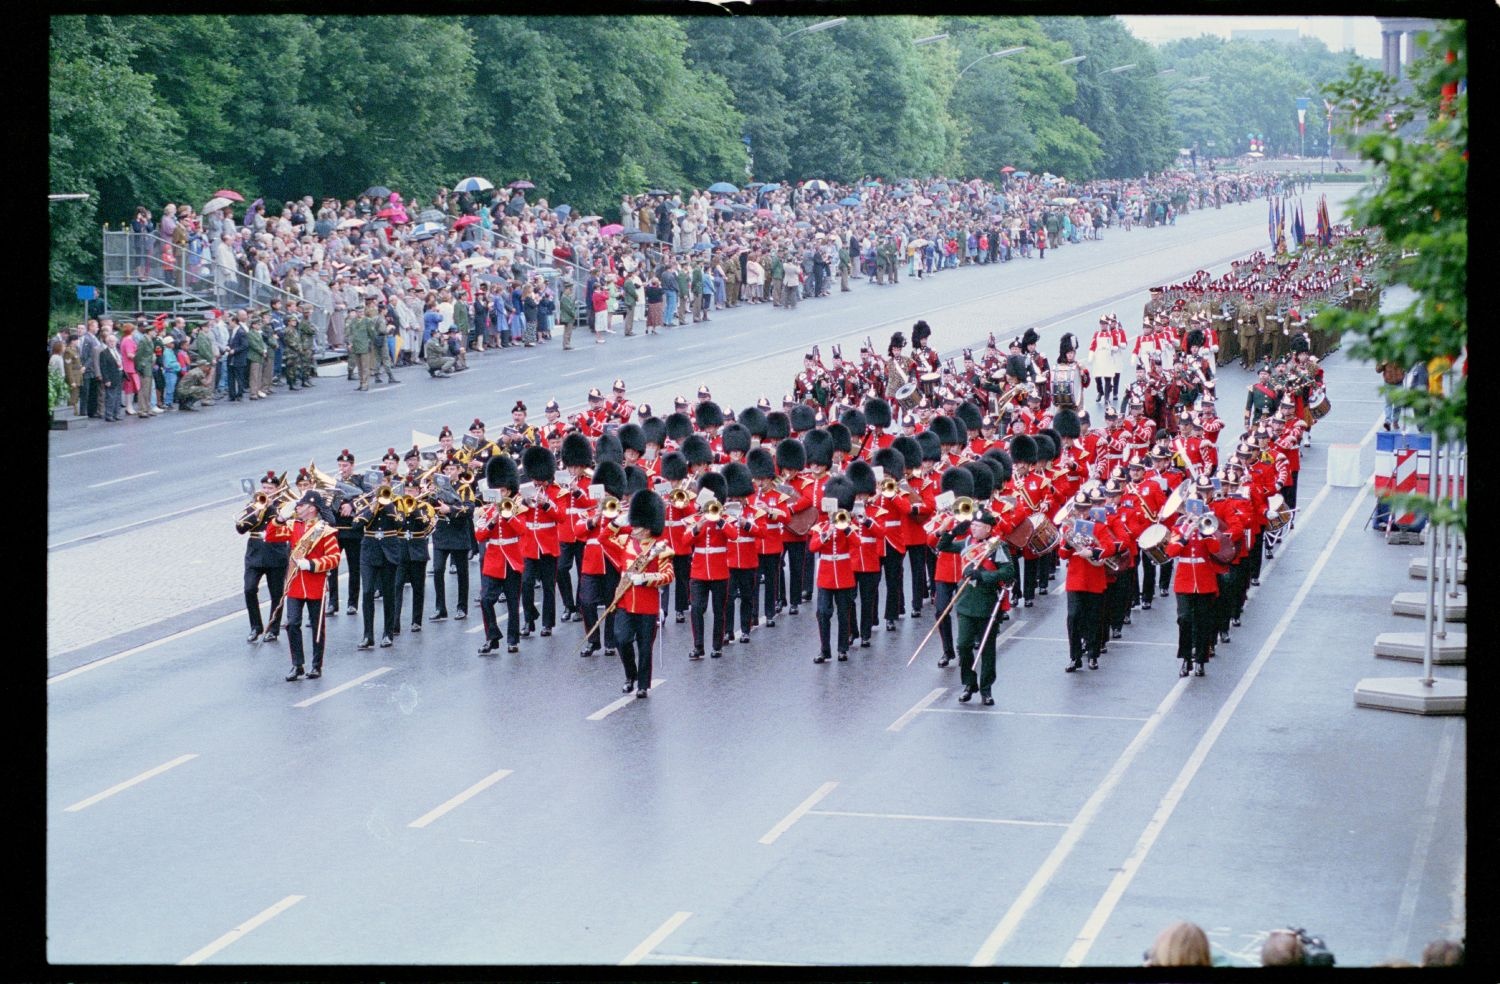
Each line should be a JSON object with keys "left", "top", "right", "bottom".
{"left": 237, "top": 474, "right": 293, "bottom": 526}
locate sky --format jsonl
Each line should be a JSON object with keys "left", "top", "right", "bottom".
{"left": 1117, "top": 16, "right": 1383, "bottom": 60}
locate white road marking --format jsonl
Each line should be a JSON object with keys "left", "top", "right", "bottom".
{"left": 1390, "top": 718, "right": 1459, "bottom": 960}
{"left": 923, "top": 708, "right": 1150, "bottom": 722}
{"left": 272, "top": 399, "right": 328, "bottom": 413}
{"left": 560, "top": 367, "right": 592, "bottom": 378}
{"left": 57, "top": 442, "right": 123, "bottom": 458}
{"left": 215, "top": 443, "right": 275, "bottom": 459}
{"left": 173, "top": 420, "right": 234, "bottom": 434}
{"left": 292, "top": 667, "right": 393, "bottom": 708}
{"left": 62, "top": 754, "right": 198, "bottom": 812}
{"left": 49, "top": 496, "right": 243, "bottom": 550}
{"left": 87, "top": 471, "right": 157, "bottom": 488}
{"left": 1012, "top": 636, "right": 1176, "bottom": 648}
{"left": 497, "top": 383, "right": 528, "bottom": 392}
{"left": 679, "top": 341, "right": 710, "bottom": 351}
{"left": 511, "top": 355, "right": 541, "bottom": 364}
{"left": 49, "top": 611, "right": 241, "bottom": 679}
{"left": 586, "top": 678, "right": 666, "bottom": 720}
{"left": 620, "top": 911, "right": 692, "bottom": 966}
{"left": 178, "top": 894, "right": 305, "bottom": 966}
{"left": 407, "top": 768, "right": 513, "bottom": 829}
{"left": 621, "top": 355, "right": 651, "bottom": 364}
{"left": 970, "top": 678, "right": 1189, "bottom": 966}
{"left": 1058, "top": 479, "right": 1373, "bottom": 967}
{"left": 887, "top": 687, "right": 947, "bottom": 732}
{"left": 323, "top": 421, "right": 365, "bottom": 434}
{"left": 414, "top": 400, "right": 458, "bottom": 412}
{"left": 758, "top": 780, "right": 839, "bottom": 845}
{"left": 808, "top": 809, "right": 1066, "bottom": 828}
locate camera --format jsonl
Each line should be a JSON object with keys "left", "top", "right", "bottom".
{"left": 1292, "top": 928, "right": 1335, "bottom": 967}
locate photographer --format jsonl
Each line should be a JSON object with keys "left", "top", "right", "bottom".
{"left": 1261, "top": 928, "right": 1334, "bottom": 967}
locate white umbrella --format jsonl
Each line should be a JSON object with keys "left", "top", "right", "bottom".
{"left": 203, "top": 196, "right": 233, "bottom": 214}
{"left": 457, "top": 255, "right": 494, "bottom": 268}
{"left": 454, "top": 176, "right": 495, "bottom": 193}
{"left": 803, "top": 179, "right": 831, "bottom": 192}
{"left": 336, "top": 218, "right": 366, "bottom": 229}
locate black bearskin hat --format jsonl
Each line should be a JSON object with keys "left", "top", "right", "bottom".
{"left": 929, "top": 415, "right": 960, "bottom": 446}
{"left": 660, "top": 451, "right": 689, "bottom": 482}
{"left": 1009, "top": 434, "right": 1039, "bottom": 465}
{"left": 911, "top": 319, "right": 932, "bottom": 345}
{"left": 765, "top": 411, "right": 791, "bottom": 442}
{"left": 640, "top": 415, "right": 667, "bottom": 449}
{"left": 622, "top": 464, "right": 650, "bottom": 498}
{"left": 616, "top": 423, "right": 646, "bottom": 455}
{"left": 559, "top": 432, "right": 594, "bottom": 469}
{"left": 846, "top": 459, "right": 877, "bottom": 496}
{"left": 891, "top": 435, "right": 923, "bottom": 472}
{"left": 803, "top": 428, "right": 835, "bottom": 467}
{"left": 665, "top": 411, "right": 695, "bottom": 443}
{"left": 1005, "top": 354, "right": 1029, "bottom": 382}
{"left": 723, "top": 461, "right": 756, "bottom": 498}
{"left": 956, "top": 400, "right": 984, "bottom": 432}
{"left": 737, "top": 406, "right": 769, "bottom": 438}
{"left": 695, "top": 400, "right": 725, "bottom": 431}
{"left": 594, "top": 430, "right": 624, "bottom": 466}
{"left": 1058, "top": 332, "right": 1077, "bottom": 361}
{"left": 1052, "top": 408, "right": 1082, "bottom": 440}
{"left": 520, "top": 444, "right": 556, "bottom": 484}
{"left": 486, "top": 454, "right": 519, "bottom": 493}
{"left": 822, "top": 475, "right": 856, "bottom": 512}
{"left": 863, "top": 397, "right": 893, "bottom": 429}
{"left": 720, "top": 423, "right": 751, "bottom": 455}
{"left": 1186, "top": 328, "right": 1206, "bottom": 351}
{"left": 1290, "top": 333, "right": 1310, "bottom": 354}
{"left": 789, "top": 403, "right": 818, "bottom": 433}
{"left": 696, "top": 470, "right": 727, "bottom": 504}
{"left": 591, "top": 460, "right": 625, "bottom": 498}
{"left": 826, "top": 421, "right": 852, "bottom": 455}
{"left": 681, "top": 434, "right": 713, "bottom": 466}
{"left": 1021, "top": 327, "right": 1040, "bottom": 351}
{"left": 984, "top": 448, "right": 1014, "bottom": 485}
{"left": 775, "top": 437, "right": 806, "bottom": 472}
{"left": 628, "top": 490, "right": 666, "bottom": 536}
{"left": 1033, "top": 432, "right": 1057, "bottom": 461}
{"left": 914, "top": 429, "right": 942, "bottom": 462}
{"left": 964, "top": 460, "right": 995, "bottom": 501}
{"left": 873, "top": 447, "right": 906, "bottom": 480}
{"left": 940, "top": 466, "right": 974, "bottom": 499}
{"left": 746, "top": 447, "right": 777, "bottom": 481}
{"left": 951, "top": 415, "right": 969, "bottom": 447}
{"left": 839, "top": 407, "right": 868, "bottom": 438}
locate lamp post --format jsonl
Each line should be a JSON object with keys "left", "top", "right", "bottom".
{"left": 782, "top": 18, "right": 847, "bottom": 41}
{"left": 913, "top": 33, "right": 948, "bottom": 46}
{"left": 49, "top": 193, "right": 91, "bottom": 202}
{"left": 957, "top": 46, "right": 1026, "bottom": 79}
{"left": 1105, "top": 63, "right": 1137, "bottom": 74}
{"left": 1057, "top": 55, "right": 1087, "bottom": 67}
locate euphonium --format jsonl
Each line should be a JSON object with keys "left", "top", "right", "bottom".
{"left": 307, "top": 460, "right": 338, "bottom": 491}
{"left": 1196, "top": 514, "right": 1220, "bottom": 538}
{"left": 395, "top": 494, "right": 418, "bottom": 516}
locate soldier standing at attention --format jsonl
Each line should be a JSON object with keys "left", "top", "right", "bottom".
{"left": 236, "top": 470, "right": 290, "bottom": 644}
{"left": 348, "top": 301, "right": 377, "bottom": 391}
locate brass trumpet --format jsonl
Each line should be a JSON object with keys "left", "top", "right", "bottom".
{"left": 668, "top": 487, "right": 694, "bottom": 508}
{"left": 702, "top": 499, "right": 724, "bottom": 521}
{"left": 600, "top": 496, "right": 621, "bottom": 519}
{"left": 496, "top": 497, "right": 520, "bottom": 520}
{"left": 879, "top": 476, "right": 900, "bottom": 496}
{"left": 832, "top": 509, "right": 852, "bottom": 531}
{"left": 952, "top": 497, "right": 976, "bottom": 521}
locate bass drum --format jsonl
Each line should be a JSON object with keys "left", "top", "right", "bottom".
{"left": 1264, "top": 494, "right": 1292, "bottom": 532}
{"left": 1308, "top": 387, "right": 1332, "bottom": 421}
{"left": 1050, "top": 362, "right": 1080, "bottom": 410}
{"left": 1138, "top": 523, "right": 1171, "bottom": 565}
{"left": 891, "top": 381, "right": 923, "bottom": 411}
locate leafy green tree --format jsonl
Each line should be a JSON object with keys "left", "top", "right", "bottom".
{"left": 1318, "top": 22, "right": 1465, "bottom": 530}
{"left": 683, "top": 17, "right": 793, "bottom": 182}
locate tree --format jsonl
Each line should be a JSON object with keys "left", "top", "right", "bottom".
{"left": 1318, "top": 22, "right": 1465, "bottom": 530}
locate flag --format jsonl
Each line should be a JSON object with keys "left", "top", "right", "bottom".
{"left": 1293, "top": 201, "right": 1305, "bottom": 248}
{"left": 1268, "top": 197, "right": 1276, "bottom": 249}
{"left": 1316, "top": 195, "right": 1332, "bottom": 247}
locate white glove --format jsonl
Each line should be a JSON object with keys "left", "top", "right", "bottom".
{"left": 296, "top": 558, "right": 312, "bottom": 571}
{"left": 629, "top": 572, "right": 647, "bottom": 586}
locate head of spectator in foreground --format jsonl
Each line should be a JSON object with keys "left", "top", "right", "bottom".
{"left": 1143, "top": 921, "right": 1212, "bottom": 967}
{"left": 1421, "top": 939, "right": 1463, "bottom": 967}
{"left": 1260, "top": 929, "right": 1305, "bottom": 967}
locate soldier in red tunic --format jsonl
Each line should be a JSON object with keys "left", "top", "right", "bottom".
{"left": 266, "top": 491, "right": 343, "bottom": 680}
{"left": 602, "top": 491, "right": 675, "bottom": 698}
{"left": 687, "top": 471, "right": 731, "bottom": 660}
{"left": 808, "top": 475, "right": 858, "bottom": 663}
{"left": 474, "top": 456, "right": 528, "bottom": 655}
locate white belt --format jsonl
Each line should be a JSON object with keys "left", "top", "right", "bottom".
{"left": 489, "top": 537, "right": 520, "bottom": 547}
{"left": 697, "top": 546, "right": 727, "bottom": 554}
{"left": 730, "top": 537, "right": 755, "bottom": 545}
{"left": 567, "top": 507, "right": 591, "bottom": 516}
{"left": 765, "top": 523, "right": 782, "bottom": 531}
{"left": 883, "top": 521, "right": 901, "bottom": 528}
{"left": 822, "top": 553, "right": 851, "bottom": 561}
{"left": 859, "top": 536, "right": 878, "bottom": 545}
{"left": 665, "top": 519, "right": 689, "bottom": 527}
{"left": 528, "top": 522, "right": 556, "bottom": 530}
{"left": 1177, "top": 557, "right": 1207, "bottom": 564}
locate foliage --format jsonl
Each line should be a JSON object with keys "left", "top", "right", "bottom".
{"left": 1317, "top": 21, "right": 1465, "bottom": 530}
{"left": 49, "top": 365, "right": 70, "bottom": 417}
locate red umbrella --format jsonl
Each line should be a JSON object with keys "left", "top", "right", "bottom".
{"left": 214, "top": 189, "right": 246, "bottom": 202}
{"left": 599, "top": 224, "right": 624, "bottom": 237}
{"left": 377, "top": 207, "right": 398, "bottom": 219}
{"left": 755, "top": 208, "right": 773, "bottom": 218}
{"left": 453, "top": 215, "right": 480, "bottom": 229}
{"left": 1000, "top": 166, "right": 1017, "bottom": 174}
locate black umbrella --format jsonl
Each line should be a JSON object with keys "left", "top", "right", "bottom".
{"left": 363, "top": 186, "right": 392, "bottom": 199}
{"left": 627, "top": 231, "right": 662, "bottom": 244}
{"left": 648, "top": 189, "right": 671, "bottom": 197}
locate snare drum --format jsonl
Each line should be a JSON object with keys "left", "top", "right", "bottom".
{"left": 1265, "top": 494, "right": 1291, "bottom": 532}
{"left": 892, "top": 381, "right": 923, "bottom": 410}
{"left": 1138, "top": 523, "right": 1171, "bottom": 564}
{"left": 1050, "top": 363, "right": 1080, "bottom": 409}
{"left": 1308, "top": 387, "right": 1331, "bottom": 421}
{"left": 1024, "top": 514, "right": 1061, "bottom": 555}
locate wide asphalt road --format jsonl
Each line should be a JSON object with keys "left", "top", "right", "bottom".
{"left": 46, "top": 183, "right": 1466, "bottom": 968}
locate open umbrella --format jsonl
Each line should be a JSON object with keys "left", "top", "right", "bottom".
{"left": 908, "top": 238, "right": 931, "bottom": 249}
{"left": 711, "top": 203, "right": 736, "bottom": 214}
{"left": 647, "top": 189, "right": 671, "bottom": 197}
{"left": 273, "top": 258, "right": 306, "bottom": 278}
{"left": 409, "top": 222, "right": 445, "bottom": 240}
{"left": 553, "top": 204, "right": 572, "bottom": 216}
{"left": 815, "top": 204, "right": 841, "bottom": 213}
{"left": 599, "top": 224, "right": 624, "bottom": 237}
{"left": 213, "top": 189, "right": 245, "bottom": 202}
{"left": 453, "top": 215, "right": 480, "bottom": 229}
{"left": 454, "top": 176, "right": 494, "bottom": 193}
{"left": 1000, "top": 166, "right": 1017, "bottom": 174}
{"left": 864, "top": 181, "right": 882, "bottom": 187}
{"left": 746, "top": 181, "right": 766, "bottom": 188}
{"left": 758, "top": 183, "right": 781, "bottom": 192}
{"left": 888, "top": 190, "right": 911, "bottom": 200}
{"left": 929, "top": 181, "right": 949, "bottom": 191}
{"left": 707, "top": 182, "right": 738, "bottom": 194}
{"left": 755, "top": 208, "right": 773, "bottom": 218}
{"left": 336, "top": 218, "right": 366, "bottom": 230}
{"left": 839, "top": 196, "right": 862, "bottom": 207}
{"left": 730, "top": 203, "right": 754, "bottom": 213}
{"left": 376, "top": 207, "right": 398, "bottom": 219}
{"left": 627, "top": 231, "right": 661, "bottom": 244}
{"left": 508, "top": 180, "right": 536, "bottom": 190}
{"left": 803, "top": 179, "right": 830, "bottom": 192}
{"left": 363, "top": 186, "right": 392, "bottom": 199}
{"left": 203, "top": 196, "right": 233, "bottom": 214}
{"left": 415, "top": 208, "right": 445, "bottom": 224}
{"left": 457, "top": 255, "right": 494, "bottom": 268}
{"left": 1011, "top": 171, "right": 1030, "bottom": 178}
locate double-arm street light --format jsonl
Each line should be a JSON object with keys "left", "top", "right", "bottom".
{"left": 782, "top": 18, "right": 847, "bottom": 41}
{"left": 957, "top": 46, "right": 1026, "bottom": 79}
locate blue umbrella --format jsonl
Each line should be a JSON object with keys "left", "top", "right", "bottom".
{"left": 707, "top": 182, "right": 739, "bottom": 194}
{"left": 1011, "top": 171, "right": 1030, "bottom": 178}
{"left": 553, "top": 203, "right": 573, "bottom": 215}
{"left": 815, "top": 204, "right": 841, "bottom": 213}
{"left": 889, "top": 191, "right": 911, "bottom": 200}
{"left": 758, "top": 183, "right": 781, "bottom": 192}
{"left": 454, "top": 176, "right": 494, "bottom": 194}
{"left": 711, "top": 203, "right": 736, "bottom": 213}
{"left": 839, "top": 196, "right": 862, "bottom": 206}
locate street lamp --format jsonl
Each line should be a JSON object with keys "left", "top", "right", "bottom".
{"left": 1057, "top": 55, "right": 1087, "bottom": 66}
{"left": 913, "top": 33, "right": 949, "bottom": 46}
{"left": 782, "top": 18, "right": 847, "bottom": 40}
{"left": 49, "top": 193, "right": 90, "bottom": 202}
{"left": 957, "top": 46, "right": 1026, "bottom": 79}
{"left": 1105, "top": 63, "right": 1137, "bottom": 74}
{"left": 1156, "top": 68, "right": 1176, "bottom": 76}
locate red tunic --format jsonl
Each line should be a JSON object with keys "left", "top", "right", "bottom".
{"left": 1164, "top": 526, "right": 1220, "bottom": 594}
{"left": 601, "top": 535, "right": 675, "bottom": 615}
{"left": 808, "top": 523, "right": 856, "bottom": 589}
{"left": 475, "top": 508, "right": 528, "bottom": 576}
{"left": 689, "top": 517, "right": 730, "bottom": 581}
{"left": 522, "top": 486, "right": 563, "bottom": 558}
{"left": 265, "top": 520, "right": 342, "bottom": 600}
{"left": 725, "top": 510, "right": 762, "bottom": 570}
{"left": 1059, "top": 520, "right": 1117, "bottom": 594}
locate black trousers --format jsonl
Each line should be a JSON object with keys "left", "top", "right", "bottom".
{"left": 906, "top": 544, "right": 929, "bottom": 612}
{"left": 522, "top": 554, "right": 558, "bottom": 628}
{"left": 285, "top": 595, "right": 326, "bottom": 671}
{"left": 1020, "top": 554, "right": 1043, "bottom": 602}
{"left": 690, "top": 578, "right": 728, "bottom": 652}
{"left": 1066, "top": 590, "right": 1104, "bottom": 663}
{"left": 557, "top": 540, "right": 584, "bottom": 612}
{"left": 617, "top": 610, "right": 658, "bottom": 688}
{"left": 328, "top": 536, "right": 360, "bottom": 610}
{"left": 1281, "top": 473, "right": 1299, "bottom": 510}
{"left": 244, "top": 563, "right": 285, "bottom": 635}
{"left": 81, "top": 374, "right": 100, "bottom": 417}
{"left": 228, "top": 361, "right": 246, "bottom": 400}
{"left": 1140, "top": 554, "right": 1172, "bottom": 598}
{"left": 855, "top": 570, "right": 881, "bottom": 641}
{"left": 432, "top": 546, "right": 469, "bottom": 615}
{"left": 360, "top": 558, "right": 397, "bottom": 640}
{"left": 881, "top": 549, "right": 906, "bottom": 619}
{"left": 785, "top": 541, "right": 811, "bottom": 606}
{"left": 1104, "top": 572, "right": 1131, "bottom": 633}
{"left": 481, "top": 569, "right": 522, "bottom": 644}
{"left": 393, "top": 556, "right": 426, "bottom": 628}
{"left": 957, "top": 610, "right": 1000, "bottom": 693}
{"left": 577, "top": 570, "right": 620, "bottom": 652}
{"left": 1248, "top": 530, "right": 1265, "bottom": 580}
{"left": 758, "top": 553, "right": 783, "bottom": 619}
{"left": 666, "top": 553, "right": 691, "bottom": 614}
{"left": 934, "top": 580, "right": 958, "bottom": 659}
{"left": 1176, "top": 592, "right": 1217, "bottom": 664}
{"left": 727, "top": 568, "right": 758, "bottom": 636}
{"left": 816, "top": 586, "right": 856, "bottom": 657}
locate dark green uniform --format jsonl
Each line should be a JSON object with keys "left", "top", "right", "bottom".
{"left": 948, "top": 534, "right": 1017, "bottom": 700}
